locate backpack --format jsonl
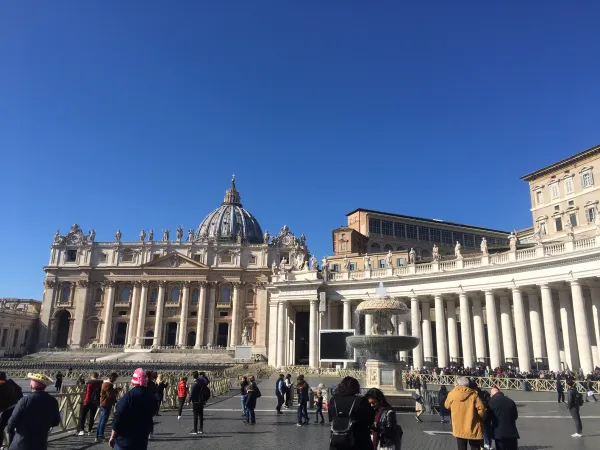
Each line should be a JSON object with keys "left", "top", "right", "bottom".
{"left": 201, "top": 382, "right": 211, "bottom": 402}
{"left": 575, "top": 390, "right": 584, "bottom": 407}
{"left": 330, "top": 398, "right": 357, "bottom": 449}
{"left": 89, "top": 383, "right": 101, "bottom": 405}
{"left": 254, "top": 385, "right": 262, "bottom": 398}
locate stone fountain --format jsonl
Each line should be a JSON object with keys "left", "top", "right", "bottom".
{"left": 347, "top": 282, "right": 419, "bottom": 395}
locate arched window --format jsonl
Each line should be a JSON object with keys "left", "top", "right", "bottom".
{"left": 370, "top": 243, "right": 381, "bottom": 252}
{"left": 384, "top": 244, "right": 393, "bottom": 251}
{"left": 220, "top": 285, "right": 231, "bottom": 305}
{"left": 94, "top": 288, "right": 103, "bottom": 304}
{"left": 119, "top": 286, "right": 131, "bottom": 303}
{"left": 246, "top": 290, "right": 255, "bottom": 306}
{"left": 61, "top": 285, "right": 70, "bottom": 303}
{"left": 170, "top": 286, "right": 180, "bottom": 303}
{"left": 191, "top": 289, "right": 199, "bottom": 305}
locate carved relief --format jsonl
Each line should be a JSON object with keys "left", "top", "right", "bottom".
{"left": 77, "top": 280, "right": 89, "bottom": 288}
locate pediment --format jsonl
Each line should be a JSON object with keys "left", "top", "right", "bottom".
{"left": 143, "top": 252, "right": 208, "bottom": 269}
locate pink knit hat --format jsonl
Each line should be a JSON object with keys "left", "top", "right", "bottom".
{"left": 131, "top": 368, "right": 147, "bottom": 387}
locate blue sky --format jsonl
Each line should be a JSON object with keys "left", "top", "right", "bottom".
{"left": 1, "top": 1, "right": 600, "bottom": 299}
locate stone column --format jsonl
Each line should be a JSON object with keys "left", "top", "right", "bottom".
{"left": 421, "top": 300, "right": 433, "bottom": 365}
{"left": 411, "top": 297, "right": 423, "bottom": 368}
{"left": 540, "top": 283, "right": 561, "bottom": 372}
{"left": 205, "top": 283, "right": 217, "bottom": 345}
{"left": 230, "top": 283, "right": 241, "bottom": 347}
{"left": 398, "top": 319, "right": 408, "bottom": 361}
{"left": 135, "top": 281, "right": 149, "bottom": 346}
{"left": 527, "top": 290, "right": 544, "bottom": 363}
{"left": 472, "top": 295, "right": 487, "bottom": 364}
{"left": 268, "top": 302, "right": 278, "bottom": 365}
{"left": 558, "top": 289, "right": 580, "bottom": 371}
{"left": 434, "top": 295, "right": 448, "bottom": 367}
{"left": 342, "top": 300, "right": 352, "bottom": 330}
{"left": 127, "top": 282, "right": 141, "bottom": 347}
{"left": 459, "top": 292, "right": 474, "bottom": 368}
{"left": 511, "top": 287, "right": 531, "bottom": 371}
{"left": 590, "top": 287, "right": 600, "bottom": 369}
{"left": 365, "top": 314, "right": 373, "bottom": 335}
{"left": 153, "top": 281, "right": 166, "bottom": 347}
{"left": 499, "top": 294, "right": 516, "bottom": 364}
{"left": 195, "top": 282, "right": 207, "bottom": 347}
{"left": 100, "top": 281, "right": 116, "bottom": 345}
{"left": 570, "top": 280, "right": 594, "bottom": 374}
{"left": 276, "top": 301, "right": 286, "bottom": 367}
{"left": 39, "top": 280, "right": 57, "bottom": 347}
{"left": 447, "top": 299, "right": 459, "bottom": 364}
{"left": 178, "top": 281, "right": 190, "bottom": 346}
{"left": 309, "top": 299, "right": 319, "bottom": 368}
{"left": 71, "top": 280, "right": 90, "bottom": 348}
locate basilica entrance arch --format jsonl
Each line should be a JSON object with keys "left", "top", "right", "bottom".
{"left": 55, "top": 310, "right": 71, "bottom": 348}
{"left": 187, "top": 331, "right": 196, "bottom": 347}
{"left": 165, "top": 322, "right": 177, "bottom": 346}
{"left": 113, "top": 322, "right": 128, "bottom": 345}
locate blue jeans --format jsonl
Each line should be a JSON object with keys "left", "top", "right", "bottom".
{"left": 297, "top": 402, "right": 308, "bottom": 424}
{"left": 96, "top": 406, "right": 112, "bottom": 438}
{"left": 241, "top": 395, "right": 247, "bottom": 415}
{"left": 483, "top": 422, "right": 493, "bottom": 446}
{"left": 245, "top": 407, "right": 255, "bottom": 423}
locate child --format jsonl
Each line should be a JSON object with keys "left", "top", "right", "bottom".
{"left": 314, "top": 390, "right": 324, "bottom": 424}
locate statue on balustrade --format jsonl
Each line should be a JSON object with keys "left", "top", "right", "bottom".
{"left": 115, "top": 229, "right": 122, "bottom": 243}
{"left": 263, "top": 230, "right": 270, "bottom": 244}
{"left": 409, "top": 248, "right": 416, "bottom": 264}
{"left": 148, "top": 229, "right": 154, "bottom": 242}
{"left": 454, "top": 241, "right": 462, "bottom": 258}
{"left": 272, "top": 260, "right": 279, "bottom": 275}
{"left": 343, "top": 256, "right": 350, "bottom": 271}
{"left": 311, "top": 255, "right": 318, "bottom": 271}
{"left": 188, "top": 229, "right": 194, "bottom": 242}
{"left": 53, "top": 230, "right": 60, "bottom": 243}
{"left": 88, "top": 229, "right": 96, "bottom": 243}
{"left": 565, "top": 220, "right": 574, "bottom": 240}
{"left": 176, "top": 226, "right": 184, "bottom": 242}
{"left": 386, "top": 250, "right": 393, "bottom": 268}
{"left": 533, "top": 225, "right": 543, "bottom": 245}
{"left": 432, "top": 244, "right": 440, "bottom": 261}
{"left": 241, "top": 327, "right": 249, "bottom": 346}
{"left": 163, "top": 229, "right": 169, "bottom": 241}
{"left": 508, "top": 233, "right": 517, "bottom": 251}
{"left": 140, "top": 229, "right": 146, "bottom": 242}
{"left": 480, "top": 237, "right": 488, "bottom": 254}
{"left": 321, "top": 256, "right": 328, "bottom": 272}
{"left": 363, "top": 253, "right": 371, "bottom": 270}
{"left": 279, "top": 258, "right": 287, "bottom": 272}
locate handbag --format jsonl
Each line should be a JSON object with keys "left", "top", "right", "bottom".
{"left": 587, "top": 391, "right": 594, "bottom": 397}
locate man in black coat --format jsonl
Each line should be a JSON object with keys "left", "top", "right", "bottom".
{"left": 488, "top": 387, "right": 519, "bottom": 450}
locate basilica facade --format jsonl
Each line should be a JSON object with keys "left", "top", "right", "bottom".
{"left": 39, "top": 178, "right": 308, "bottom": 356}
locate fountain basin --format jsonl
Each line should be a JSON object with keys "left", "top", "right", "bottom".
{"left": 346, "top": 335, "right": 420, "bottom": 361}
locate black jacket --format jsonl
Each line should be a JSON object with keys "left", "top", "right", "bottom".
{"left": 566, "top": 387, "right": 580, "bottom": 409}
{"left": 7, "top": 391, "right": 61, "bottom": 450}
{"left": 189, "top": 376, "right": 209, "bottom": 403}
{"left": 489, "top": 393, "right": 520, "bottom": 440}
{"left": 328, "top": 395, "right": 374, "bottom": 450}
{"left": 438, "top": 390, "right": 450, "bottom": 416}
{"left": 112, "top": 386, "right": 156, "bottom": 450}
{"left": 373, "top": 408, "right": 403, "bottom": 449}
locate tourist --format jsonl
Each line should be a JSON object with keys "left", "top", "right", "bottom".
{"left": 296, "top": 379, "right": 310, "bottom": 426}
{"left": 315, "top": 390, "right": 325, "bottom": 424}
{"left": 145, "top": 371, "right": 157, "bottom": 439}
{"left": 77, "top": 372, "right": 103, "bottom": 436}
{"left": 328, "top": 376, "right": 374, "bottom": 450}
{"left": 108, "top": 368, "right": 156, "bottom": 450}
{"left": 365, "top": 388, "right": 402, "bottom": 449}
{"left": 6, "top": 372, "right": 60, "bottom": 450}
{"left": 96, "top": 372, "right": 120, "bottom": 443}
{"left": 284, "top": 374, "right": 293, "bottom": 408}
{"left": 54, "top": 371, "right": 63, "bottom": 393}
{"left": 177, "top": 376, "right": 188, "bottom": 420}
{"left": 188, "top": 370, "right": 209, "bottom": 434}
{"left": 488, "top": 387, "right": 519, "bottom": 450}
{"left": 244, "top": 375, "right": 260, "bottom": 425}
{"left": 444, "top": 376, "right": 485, "bottom": 450}
{"left": 240, "top": 376, "right": 249, "bottom": 416}
{"left": 585, "top": 375, "right": 597, "bottom": 402}
{"left": 566, "top": 379, "right": 583, "bottom": 438}
{"left": 438, "top": 386, "right": 450, "bottom": 424}
{"left": 155, "top": 374, "right": 168, "bottom": 415}
{"left": 0, "top": 371, "right": 23, "bottom": 447}
{"left": 275, "top": 373, "right": 285, "bottom": 414}
{"left": 413, "top": 389, "right": 424, "bottom": 423}
{"left": 556, "top": 376, "right": 565, "bottom": 403}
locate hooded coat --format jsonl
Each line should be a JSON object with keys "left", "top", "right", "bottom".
{"left": 444, "top": 386, "right": 486, "bottom": 440}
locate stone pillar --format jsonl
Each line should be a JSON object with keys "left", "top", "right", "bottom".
{"left": 527, "top": 291, "right": 544, "bottom": 363}
{"left": 100, "top": 281, "right": 116, "bottom": 345}
{"left": 365, "top": 314, "right": 373, "bottom": 335}
{"left": 421, "top": 300, "right": 433, "bottom": 365}
{"left": 558, "top": 289, "right": 580, "bottom": 371}
{"left": 127, "top": 282, "right": 141, "bottom": 347}
{"left": 153, "top": 281, "right": 166, "bottom": 347}
{"left": 39, "top": 280, "right": 57, "bottom": 347}
{"left": 459, "top": 292, "right": 474, "bottom": 368}
{"left": 268, "top": 302, "right": 278, "bottom": 365}
{"left": 195, "top": 282, "right": 207, "bottom": 347}
{"left": 434, "top": 295, "right": 448, "bottom": 368}
{"left": 511, "top": 287, "right": 531, "bottom": 371}
{"left": 178, "top": 281, "right": 190, "bottom": 346}
{"left": 229, "top": 283, "right": 241, "bottom": 347}
{"left": 135, "top": 281, "right": 149, "bottom": 346}
{"left": 447, "top": 299, "right": 459, "bottom": 364}
{"left": 570, "top": 280, "right": 593, "bottom": 374}
{"left": 342, "top": 300, "right": 352, "bottom": 330}
{"left": 205, "top": 283, "right": 217, "bottom": 345}
{"left": 590, "top": 287, "right": 600, "bottom": 369}
{"left": 499, "top": 294, "right": 516, "bottom": 364}
{"left": 472, "top": 295, "right": 487, "bottom": 364}
{"left": 309, "top": 299, "right": 319, "bottom": 368}
{"left": 411, "top": 297, "right": 423, "bottom": 369}
{"left": 540, "top": 284, "right": 561, "bottom": 372}
{"left": 71, "top": 280, "right": 90, "bottom": 348}
{"left": 398, "top": 318, "right": 408, "bottom": 361}
{"left": 276, "top": 301, "right": 286, "bottom": 367}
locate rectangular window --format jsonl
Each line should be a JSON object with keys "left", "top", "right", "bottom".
{"left": 193, "top": 254, "right": 202, "bottom": 262}
{"left": 12, "top": 330, "right": 19, "bottom": 348}
{"left": 191, "top": 311, "right": 197, "bottom": 317}
{"left": 149, "top": 310, "right": 156, "bottom": 316}
{"left": 378, "top": 259, "right": 386, "bottom": 269}
{"left": 349, "top": 262, "right": 356, "bottom": 271}
{"left": 442, "top": 230, "right": 452, "bottom": 245}
{"left": 406, "top": 224, "right": 417, "bottom": 240}
{"left": 568, "top": 200, "right": 575, "bottom": 207}
{"left": 464, "top": 234, "right": 475, "bottom": 248}
{"left": 249, "top": 255, "right": 257, "bottom": 265}
{"left": 430, "top": 228, "right": 441, "bottom": 243}
{"left": 582, "top": 172, "right": 594, "bottom": 188}
{"left": 453, "top": 232, "right": 464, "bottom": 245}
{"left": 369, "top": 218, "right": 381, "bottom": 234}
{"left": 554, "top": 205, "right": 560, "bottom": 211}
{"left": 66, "top": 250, "right": 77, "bottom": 262}
{"left": 551, "top": 183, "right": 560, "bottom": 199}
{"left": 586, "top": 208, "right": 596, "bottom": 223}
{"left": 555, "top": 217, "right": 563, "bottom": 232}
{"left": 24, "top": 330, "right": 28, "bottom": 346}
{"left": 394, "top": 222, "right": 406, "bottom": 238}
{"left": 381, "top": 220, "right": 393, "bottom": 236}
{"left": 535, "top": 191, "right": 543, "bottom": 205}
{"left": 569, "top": 214, "right": 578, "bottom": 227}
{"left": 152, "top": 253, "right": 160, "bottom": 261}
{"left": 341, "top": 242, "right": 347, "bottom": 251}
{"left": 0, "top": 330, "right": 7, "bottom": 347}
{"left": 221, "top": 253, "right": 232, "bottom": 263}
{"left": 331, "top": 264, "right": 340, "bottom": 272}
{"left": 396, "top": 257, "right": 407, "bottom": 266}
{"left": 99, "top": 253, "right": 107, "bottom": 263}
{"left": 418, "top": 227, "right": 430, "bottom": 241}
{"left": 565, "top": 178, "right": 574, "bottom": 194}
{"left": 540, "top": 223, "right": 548, "bottom": 235}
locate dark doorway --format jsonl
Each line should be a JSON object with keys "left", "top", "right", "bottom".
{"left": 187, "top": 331, "right": 196, "bottom": 347}
{"left": 165, "top": 322, "right": 178, "bottom": 346}
{"left": 295, "top": 311, "right": 310, "bottom": 365}
{"left": 113, "top": 322, "right": 127, "bottom": 345}
{"left": 216, "top": 323, "right": 229, "bottom": 347}
{"left": 145, "top": 330, "right": 154, "bottom": 346}
{"left": 55, "top": 310, "right": 71, "bottom": 348}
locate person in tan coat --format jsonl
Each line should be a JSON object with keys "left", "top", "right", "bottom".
{"left": 444, "top": 377, "right": 486, "bottom": 450}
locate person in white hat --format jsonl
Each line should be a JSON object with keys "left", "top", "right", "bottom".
{"left": 6, "top": 373, "right": 61, "bottom": 450}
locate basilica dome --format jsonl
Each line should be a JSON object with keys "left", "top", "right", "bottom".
{"left": 196, "top": 177, "right": 264, "bottom": 244}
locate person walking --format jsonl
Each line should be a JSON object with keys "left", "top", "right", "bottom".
{"left": 108, "top": 368, "right": 156, "bottom": 450}
{"left": 438, "top": 386, "right": 450, "bottom": 424}
{"left": 284, "top": 374, "right": 293, "bottom": 409}
{"left": 315, "top": 390, "right": 325, "bottom": 424}
{"left": 155, "top": 374, "right": 168, "bottom": 416}
{"left": 145, "top": 371, "right": 157, "bottom": 439}
{"left": 177, "top": 376, "right": 188, "bottom": 420}
{"left": 488, "top": 387, "right": 519, "bottom": 450}
{"left": 0, "top": 371, "right": 23, "bottom": 448}
{"left": 566, "top": 379, "right": 583, "bottom": 438}
{"left": 275, "top": 374, "right": 285, "bottom": 414}
{"left": 556, "top": 377, "right": 565, "bottom": 403}
{"left": 54, "top": 372, "right": 63, "bottom": 393}
{"left": 585, "top": 376, "right": 597, "bottom": 402}
{"left": 188, "top": 370, "right": 209, "bottom": 434}
{"left": 240, "top": 376, "right": 249, "bottom": 417}
{"left": 77, "top": 372, "right": 103, "bottom": 436}
{"left": 413, "top": 390, "right": 424, "bottom": 423}
{"left": 444, "top": 376, "right": 486, "bottom": 450}
{"left": 244, "top": 375, "right": 260, "bottom": 425}
{"left": 296, "top": 379, "right": 310, "bottom": 426}
{"left": 6, "top": 372, "right": 60, "bottom": 450}
{"left": 96, "top": 372, "right": 120, "bottom": 443}
{"left": 365, "top": 388, "right": 403, "bottom": 450}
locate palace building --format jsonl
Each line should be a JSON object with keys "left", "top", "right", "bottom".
{"left": 39, "top": 178, "right": 308, "bottom": 355}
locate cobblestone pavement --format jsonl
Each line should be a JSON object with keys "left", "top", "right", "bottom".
{"left": 47, "top": 377, "right": 600, "bottom": 449}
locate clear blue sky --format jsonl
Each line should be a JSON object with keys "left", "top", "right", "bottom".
{"left": 1, "top": 1, "right": 599, "bottom": 299}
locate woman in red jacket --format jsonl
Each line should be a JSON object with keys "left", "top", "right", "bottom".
{"left": 177, "top": 376, "right": 188, "bottom": 420}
